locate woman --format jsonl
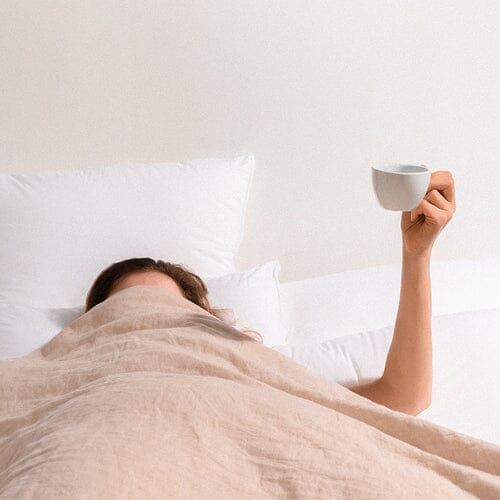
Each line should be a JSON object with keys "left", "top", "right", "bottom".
{"left": 86, "top": 170, "right": 456, "bottom": 416}
{"left": 86, "top": 258, "right": 264, "bottom": 343}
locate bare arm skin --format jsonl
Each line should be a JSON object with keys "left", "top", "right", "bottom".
{"left": 349, "top": 171, "right": 456, "bottom": 416}
{"left": 350, "top": 249, "right": 432, "bottom": 415}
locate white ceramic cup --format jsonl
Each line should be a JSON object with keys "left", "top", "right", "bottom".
{"left": 372, "top": 164, "right": 431, "bottom": 211}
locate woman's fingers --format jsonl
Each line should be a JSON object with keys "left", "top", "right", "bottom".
{"left": 411, "top": 197, "right": 452, "bottom": 226}
{"left": 402, "top": 168, "right": 457, "bottom": 255}
{"left": 427, "top": 170, "right": 456, "bottom": 209}
{"left": 410, "top": 170, "right": 456, "bottom": 222}
{"left": 423, "top": 189, "right": 452, "bottom": 211}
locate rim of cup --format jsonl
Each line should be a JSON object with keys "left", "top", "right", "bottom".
{"left": 372, "top": 164, "right": 429, "bottom": 175}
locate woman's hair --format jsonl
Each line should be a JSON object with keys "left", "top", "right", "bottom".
{"left": 85, "top": 257, "right": 263, "bottom": 343}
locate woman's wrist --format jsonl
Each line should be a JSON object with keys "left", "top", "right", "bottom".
{"left": 402, "top": 245, "right": 432, "bottom": 264}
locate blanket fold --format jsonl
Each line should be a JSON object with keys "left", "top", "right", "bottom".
{"left": 1, "top": 285, "right": 499, "bottom": 499}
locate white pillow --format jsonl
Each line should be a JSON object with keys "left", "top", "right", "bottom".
{"left": 207, "top": 260, "right": 286, "bottom": 347}
{"left": 0, "top": 155, "right": 255, "bottom": 308}
{"left": 272, "top": 327, "right": 392, "bottom": 388}
{"left": 0, "top": 261, "right": 287, "bottom": 359}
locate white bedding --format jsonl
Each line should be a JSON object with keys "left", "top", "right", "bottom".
{"left": 3, "top": 254, "right": 498, "bottom": 445}
{"left": 273, "top": 306, "right": 500, "bottom": 445}
{"left": 279, "top": 256, "right": 500, "bottom": 345}
{"left": 275, "top": 256, "right": 500, "bottom": 445}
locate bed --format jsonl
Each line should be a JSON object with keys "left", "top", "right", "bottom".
{"left": 2, "top": 284, "right": 499, "bottom": 498}
{"left": 1, "top": 157, "right": 499, "bottom": 498}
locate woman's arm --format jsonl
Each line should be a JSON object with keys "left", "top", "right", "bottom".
{"left": 349, "top": 170, "right": 456, "bottom": 416}
{"left": 350, "top": 250, "right": 432, "bottom": 415}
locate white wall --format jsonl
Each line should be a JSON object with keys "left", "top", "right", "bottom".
{"left": 1, "top": 1, "right": 499, "bottom": 282}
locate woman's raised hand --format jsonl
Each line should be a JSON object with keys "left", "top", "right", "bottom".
{"left": 400, "top": 170, "right": 456, "bottom": 256}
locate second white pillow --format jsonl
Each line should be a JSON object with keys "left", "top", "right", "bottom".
{"left": 0, "top": 261, "right": 287, "bottom": 359}
{"left": 206, "top": 260, "right": 287, "bottom": 347}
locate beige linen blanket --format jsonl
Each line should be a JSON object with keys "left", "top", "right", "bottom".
{"left": 1, "top": 286, "right": 499, "bottom": 499}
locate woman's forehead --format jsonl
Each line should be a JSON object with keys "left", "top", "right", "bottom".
{"left": 120, "top": 271, "right": 176, "bottom": 284}
{"left": 109, "top": 271, "right": 181, "bottom": 296}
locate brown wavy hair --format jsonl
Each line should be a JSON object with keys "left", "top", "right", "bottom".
{"left": 85, "top": 257, "right": 263, "bottom": 343}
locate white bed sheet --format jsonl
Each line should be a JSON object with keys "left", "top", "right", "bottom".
{"left": 275, "top": 256, "right": 500, "bottom": 445}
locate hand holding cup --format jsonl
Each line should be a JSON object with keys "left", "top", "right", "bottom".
{"left": 372, "top": 164, "right": 456, "bottom": 256}
{"left": 401, "top": 170, "right": 456, "bottom": 256}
